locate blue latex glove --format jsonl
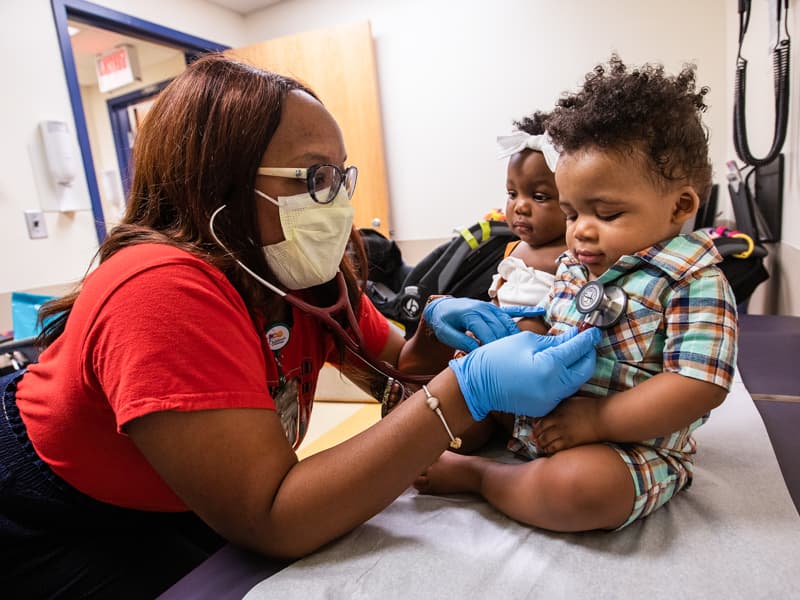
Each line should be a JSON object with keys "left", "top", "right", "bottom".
{"left": 424, "top": 297, "right": 545, "bottom": 352}
{"left": 449, "top": 327, "right": 601, "bottom": 421}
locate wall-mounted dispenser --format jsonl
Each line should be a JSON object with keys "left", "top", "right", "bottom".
{"left": 40, "top": 120, "right": 78, "bottom": 187}
{"left": 35, "top": 120, "right": 89, "bottom": 212}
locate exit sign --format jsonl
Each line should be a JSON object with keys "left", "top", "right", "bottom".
{"left": 96, "top": 44, "right": 141, "bottom": 93}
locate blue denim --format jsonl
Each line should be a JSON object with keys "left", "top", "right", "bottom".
{"left": 1, "top": 369, "right": 104, "bottom": 536}
{"left": 0, "top": 369, "right": 224, "bottom": 598}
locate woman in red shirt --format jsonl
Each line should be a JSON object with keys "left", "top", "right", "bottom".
{"left": 0, "top": 54, "right": 599, "bottom": 597}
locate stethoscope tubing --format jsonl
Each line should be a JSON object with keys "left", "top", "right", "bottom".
{"left": 210, "top": 205, "right": 434, "bottom": 386}
{"left": 280, "top": 273, "right": 435, "bottom": 385}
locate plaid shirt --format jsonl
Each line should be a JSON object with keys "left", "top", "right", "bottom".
{"left": 537, "top": 229, "right": 738, "bottom": 457}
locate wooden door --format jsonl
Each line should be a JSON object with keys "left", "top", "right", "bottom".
{"left": 228, "top": 21, "right": 391, "bottom": 236}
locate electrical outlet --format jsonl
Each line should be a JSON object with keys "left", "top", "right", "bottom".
{"left": 24, "top": 210, "right": 48, "bottom": 239}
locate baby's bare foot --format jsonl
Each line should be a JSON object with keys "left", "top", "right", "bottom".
{"left": 414, "top": 451, "right": 483, "bottom": 495}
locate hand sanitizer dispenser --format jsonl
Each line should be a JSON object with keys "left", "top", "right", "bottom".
{"left": 40, "top": 120, "right": 78, "bottom": 186}
{"left": 36, "top": 120, "right": 89, "bottom": 212}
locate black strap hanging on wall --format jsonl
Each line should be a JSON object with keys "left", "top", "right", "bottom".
{"left": 733, "top": 0, "right": 791, "bottom": 167}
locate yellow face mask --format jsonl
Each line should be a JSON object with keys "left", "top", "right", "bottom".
{"left": 256, "top": 185, "right": 354, "bottom": 290}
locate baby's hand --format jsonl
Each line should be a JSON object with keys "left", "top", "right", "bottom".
{"left": 532, "top": 395, "right": 604, "bottom": 454}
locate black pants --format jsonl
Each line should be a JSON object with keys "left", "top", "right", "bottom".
{"left": 0, "top": 370, "right": 224, "bottom": 599}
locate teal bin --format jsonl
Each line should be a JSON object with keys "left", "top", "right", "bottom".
{"left": 11, "top": 292, "right": 56, "bottom": 340}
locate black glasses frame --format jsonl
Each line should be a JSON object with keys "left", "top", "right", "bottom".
{"left": 257, "top": 164, "right": 358, "bottom": 204}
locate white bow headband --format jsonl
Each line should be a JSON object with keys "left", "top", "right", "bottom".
{"left": 496, "top": 131, "right": 560, "bottom": 172}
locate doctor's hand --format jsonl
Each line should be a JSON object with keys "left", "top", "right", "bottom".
{"left": 424, "top": 296, "right": 545, "bottom": 353}
{"left": 448, "top": 326, "right": 601, "bottom": 421}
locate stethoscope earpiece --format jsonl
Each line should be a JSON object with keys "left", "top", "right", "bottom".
{"left": 575, "top": 281, "right": 628, "bottom": 330}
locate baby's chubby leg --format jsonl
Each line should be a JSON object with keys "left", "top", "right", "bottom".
{"left": 416, "top": 444, "right": 635, "bottom": 532}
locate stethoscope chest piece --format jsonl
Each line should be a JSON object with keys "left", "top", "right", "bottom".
{"left": 575, "top": 281, "right": 628, "bottom": 329}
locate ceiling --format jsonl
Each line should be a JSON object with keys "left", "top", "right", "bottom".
{"left": 204, "top": 0, "right": 285, "bottom": 15}
{"left": 69, "top": 20, "right": 185, "bottom": 85}
{"left": 68, "top": 1, "right": 288, "bottom": 86}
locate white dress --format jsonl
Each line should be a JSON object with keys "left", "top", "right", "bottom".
{"left": 488, "top": 256, "right": 554, "bottom": 308}
{"left": 489, "top": 255, "right": 555, "bottom": 459}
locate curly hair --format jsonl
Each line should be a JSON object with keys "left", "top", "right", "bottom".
{"left": 546, "top": 55, "right": 713, "bottom": 203}
{"left": 513, "top": 110, "right": 549, "bottom": 136}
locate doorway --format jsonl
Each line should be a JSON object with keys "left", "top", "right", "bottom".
{"left": 54, "top": 2, "right": 393, "bottom": 240}
{"left": 51, "top": 0, "right": 227, "bottom": 242}
{"left": 106, "top": 78, "right": 173, "bottom": 202}
{"left": 68, "top": 20, "right": 189, "bottom": 226}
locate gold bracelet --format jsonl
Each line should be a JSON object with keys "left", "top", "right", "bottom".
{"left": 421, "top": 384, "right": 462, "bottom": 449}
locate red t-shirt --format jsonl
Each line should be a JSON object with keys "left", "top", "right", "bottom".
{"left": 15, "top": 243, "right": 389, "bottom": 512}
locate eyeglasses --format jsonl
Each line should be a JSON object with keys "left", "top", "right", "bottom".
{"left": 258, "top": 164, "right": 358, "bottom": 204}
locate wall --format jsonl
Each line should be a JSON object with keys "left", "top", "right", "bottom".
{"left": 0, "top": 0, "right": 245, "bottom": 301}
{"left": 724, "top": 0, "right": 800, "bottom": 315}
{"left": 1, "top": 0, "right": 96, "bottom": 299}
{"left": 245, "top": 0, "right": 731, "bottom": 241}
{"left": 247, "top": 0, "right": 799, "bottom": 315}
{"left": 2, "top": 0, "right": 798, "bottom": 315}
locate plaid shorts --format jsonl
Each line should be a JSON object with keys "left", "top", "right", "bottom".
{"left": 607, "top": 442, "right": 693, "bottom": 529}
{"left": 508, "top": 417, "right": 693, "bottom": 529}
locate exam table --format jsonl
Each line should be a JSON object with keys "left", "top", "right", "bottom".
{"left": 160, "top": 315, "right": 800, "bottom": 599}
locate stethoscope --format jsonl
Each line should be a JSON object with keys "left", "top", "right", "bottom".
{"left": 210, "top": 206, "right": 629, "bottom": 389}
{"left": 209, "top": 205, "right": 434, "bottom": 388}
{"left": 574, "top": 280, "right": 628, "bottom": 331}
{"left": 272, "top": 271, "right": 435, "bottom": 386}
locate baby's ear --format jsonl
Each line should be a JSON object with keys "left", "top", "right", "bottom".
{"left": 672, "top": 186, "right": 700, "bottom": 225}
